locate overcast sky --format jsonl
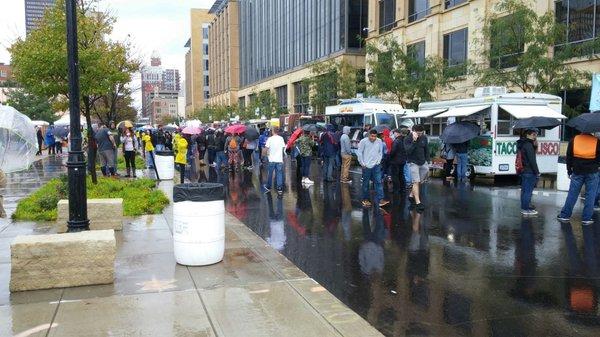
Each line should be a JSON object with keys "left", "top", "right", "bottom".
{"left": 0, "top": 0, "right": 216, "bottom": 110}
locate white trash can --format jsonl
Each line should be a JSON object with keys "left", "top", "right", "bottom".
{"left": 155, "top": 150, "right": 175, "bottom": 180}
{"left": 173, "top": 183, "right": 225, "bottom": 266}
{"left": 557, "top": 156, "right": 570, "bottom": 191}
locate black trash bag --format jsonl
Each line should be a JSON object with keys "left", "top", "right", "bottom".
{"left": 155, "top": 150, "right": 174, "bottom": 156}
{"left": 173, "top": 183, "right": 225, "bottom": 203}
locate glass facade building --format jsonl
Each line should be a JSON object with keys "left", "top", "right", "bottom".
{"left": 239, "top": 0, "right": 368, "bottom": 88}
{"left": 25, "top": 0, "right": 56, "bottom": 34}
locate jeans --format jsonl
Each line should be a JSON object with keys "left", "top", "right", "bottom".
{"left": 146, "top": 150, "right": 155, "bottom": 168}
{"left": 560, "top": 172, "right": 600, "bottom": 222}
{"left": 595, "top": 177, "right": 600, "bottom": 207}
{"left": 155, "top": 144, "right": 165, "bottom": 152}
{"left": 301, "top": 156, "right": 311, "bottom": 178}
{"left": 207, "top": 148, "right": 216, "bottom": 165}
{"left": 124, "top": 151, "right": 136, "bottom": 173}
{"left": 404, "top": 164, "right": 412, "bottom": 185}
{"left": 456, "top": 153, "right": 468, "bottom": 179}
{"left": 520, "top": 173, "right": 538, "bottom": 210}
{"left": 323, "top": 156, "right": 334, "bottom": 181}
{"left": 266, "top": 162, "right": 284, "bottom": 191}
{"left": 215, "top": 151, "right": 227, "bottom": 169}
{"left": 362, "top": 164, "right": 384, "bottom": 201}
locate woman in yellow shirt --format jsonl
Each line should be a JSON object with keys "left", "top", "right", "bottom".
{"left": 142, "top": 132, "right": 155, "bottom": 168}
{"left": 175, "top": 135, "right": 188, "bottom": 183}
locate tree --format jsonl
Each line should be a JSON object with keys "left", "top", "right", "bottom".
{"left": 305, "top": 60, "right": 364, "bottom": 114}
{"left": 474, "top": 0, "right": 593, "bottom": 93}
{"left": 366, "top": 38, "right": 452, "bottom": 110}
{"left": 6, "top": 89, "right": 58, "bottom": 123}
{"left": 92, "top": 87, "right": 138, "bottom": 126}
{"left": 244, "top": 91, "right": 279, "bottom": 119}
{"left": 195, "top": 105, "right": 233, "bottom": 123}
{"left": 10, "top": 0, "right": 138, "bottom": 183}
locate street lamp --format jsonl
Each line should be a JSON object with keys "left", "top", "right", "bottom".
{"left": 65, "top": 0, "right": 90, "bottom": 232}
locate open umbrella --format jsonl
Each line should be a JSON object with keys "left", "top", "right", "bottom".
{"left": 117, "top": 120, "right": 134, "bottom": 130}
{"left": 0, "top": 105, "right": 37, "bottom": 173}
{"left": 567, "top": 113, "right": 600, "bottom": 133}
{"left": 181, "top": 126, "right": 202, "bottom": 135}
{"left": 302, "top": 124, "right": 325, "bottom": 132}
{"left": 286, "top": 128, "right": 304, "bottom": 150}
{"left": 513, "top": 117, "right": 561, "bottom": 130}
{"left": 163, "top": 124, "right": 179, "bottom": 132}
{"left": 244, "top": 127, "right": 260, "bottom": 141}
{"left": 141, "top": 125, "right": 153, "bottom": 130}
{"left": 53, "top": 125, "right": 69, "bottom": 138}
{"left": 224, "top": 124, "right": 246, "bottom": 134}
{"left": 374, "top": 125, "right": 391, "bottom": 133}
{"left": 440, "top": 121, "right": 480, "bottom": 144}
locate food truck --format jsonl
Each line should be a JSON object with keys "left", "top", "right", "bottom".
{"left": 325, "top": 98, "right": 413, "bottom": 151}
{"left": 279, "top": 113, "right": 325, "bottom": 133}
{"left": 405, "top": 88, "right": 566, "bottom": 178}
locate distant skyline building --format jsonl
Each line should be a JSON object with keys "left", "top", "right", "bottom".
{"left": 140, "top": 52, "right": 180, "bottom": 118}
{"left": 25, "top": 0, "right": 56, "bottom": 34}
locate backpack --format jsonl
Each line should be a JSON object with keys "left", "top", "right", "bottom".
{"left": 228, "top": 136, "right": 238, "bottom": 150}
{"left": 515, "top": 149, "right": 524, "bottom": 175}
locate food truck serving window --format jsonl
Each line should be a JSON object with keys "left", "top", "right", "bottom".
{"left": 497, "top": 108, "right": 520, "bottom": 136}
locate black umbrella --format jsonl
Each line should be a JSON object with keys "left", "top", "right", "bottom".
{"left": 302, "top": 124, "right": 325, "bottom": 132}
{"left": 440, "top": 122, "right": 480, "bottom": 144}
{"left": 567, "top": 113, "right": 600, "bottom": 133}
{"left": 373, "top": 124, "right": 391, "bottom": 133}
{"left": 53, "top": 126, "right": 69, "bottom": 138}
{"left": 512, "top": 117, "right": 561, "bottom": 130}
{"left": 244, "top": 127, "right": 260, "bottom": 140}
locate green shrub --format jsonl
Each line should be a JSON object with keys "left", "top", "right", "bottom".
{"left": 13, "top": 175, "right": 169, "bottom": 221}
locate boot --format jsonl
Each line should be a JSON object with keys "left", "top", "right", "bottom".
{"left": 125, "top": 168, "right": 131, "bottom": 178}
{"left": 100, "top": 166, "right": 108, "bottom": 177}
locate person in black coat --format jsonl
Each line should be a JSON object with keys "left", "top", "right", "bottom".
{"left": 389, "top": 129, "right": 409, "bottom": 195}
{"left": 36, "top": 127, "right": 44, "bottom": 155}
{"left": 516, "top": 129, "right": 540, "bottom": 216}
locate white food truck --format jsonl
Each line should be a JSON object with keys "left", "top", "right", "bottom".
{"left": 325, "top": 98, "right": 414, "bottom": 151}
{"left": 403, "top": 88, "right": 566, "bottom": 177}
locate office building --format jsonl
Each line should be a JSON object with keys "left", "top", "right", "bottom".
{"left": 0, "top": 63, "right": 12, "bottom": 84}
{"left": 140, "top": 52, "right": 181, "bottom": 118}
{"left": 148, "top": 90, "right": 179, "bottom": 125}
{"left": 366, "top": 0, "right": 600, "bottom": 101}
{"left": 25, "top": 0, "right": 56, "bottom": 34}
{"left": 185, "top": 9, "right": 214, "bottom": 117}
{"left": 207, "top": 0, "right": 240, "bottom": 107}
{"left": 237, "top": 0, "right": 369, "bottom": 114}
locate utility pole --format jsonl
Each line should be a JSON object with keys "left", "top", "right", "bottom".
{"left": 65, "top": 0, "right": 90, "bottom": 232}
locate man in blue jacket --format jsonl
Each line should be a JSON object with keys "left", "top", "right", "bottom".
{"left": 320, "top": 125, "right": 338, "bottom": 182}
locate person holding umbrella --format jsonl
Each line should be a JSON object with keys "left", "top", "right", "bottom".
{"left": 558, "top": 129, "right": 600, "bottom": 224}
{"left": 517, "top": 129, "right": 540, "bottom": 216}
{"left": 453, "top": 141, "right": 469, "bottom": 181}
{"left": 45, "top": 125, "right": 55, "bottom": 155}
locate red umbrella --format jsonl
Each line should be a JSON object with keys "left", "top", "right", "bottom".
{"left": 182, "top": 126, "right": 202, "bottom": 135}
{"left": 224, "top": 124, "right": 246, "bottom": 134}
{"left": 286, "top": 128, "right": 304, "bottom": 150}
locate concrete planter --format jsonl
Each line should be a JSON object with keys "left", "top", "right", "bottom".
{"left": 56, "top": 198, "right": 123, "bottom": 233}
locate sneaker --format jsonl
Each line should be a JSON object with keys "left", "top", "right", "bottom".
{"left": 263, "top": 185, "right": 271, "bottom": 194}
{"left": 379, "top": 199, "right": 390, "bottom": 207}
{"left": 277, "top": 190, "right": 284, "bottom": 197}
{"left": 582, "top": 220, "right": 594, "bottom": 225}
{"left": 521, "top": 209, "right": 538, "bottom": 216}
{"left": 305, "top": 178, "right": 314, "bottom": 185}
{"left": 362, "top": 200, "right": 372, "bottom": 208}
{"left": 557, "top": 215, "right": 570, "bottom": 222}
{"left": 594, "top": 205, "right": 600, "bottom": 211}
{"left": 341, "top": 179, "right": 352, "bottom": 184}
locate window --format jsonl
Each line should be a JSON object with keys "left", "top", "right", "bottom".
{"left": 409, "top": 0, "right": 430, "bottom": 23}
{"left": 376, "top": 113, "right": 398, "bottom": 129}
{"left": 348, "top": 0, "right": 368, "bottom": 48}
{"left": 204, "top": 91, "right": 210, "bottom": 100}
{"left": 204, "top": 75, "right": 209, "bottom": 86}
{"left": 293, "top": 82, "right": 310, "bottom": 114}
{"left": 445, "top": 0, "right": 467, "bottom": 9}
{"left": 407, "top": 41, "right": 426, "bottom": 77}
{"left": 555, "top": 0, "right": 599, "bottom": 54}
{"left": 0, "top": 71, "right": 6, "bottom": 78}
{"left": 238, "top": 97, "right": 246, "bottom": 109}
{"left": 379, "top": 0, "right": 396, "bottom": 33}
{"left": 490, "top": 15, "right": 524, "bottom": 68}
{"left": 443, "top": 28, "right": 468, "bottom": 76}
{"left": 497, "top": 108, "right": 522, "bottom": 136}
{"left": 275, "top": 85, "right": 288, "bottom": 112}
{"left": 203, "top": 44, "right": 209, "bottom": 55}
{"left": 203, "top": 27, "right": 209, "bottom": 39}
{"left": 204, "top": 60, "right": 209, "bottom": 71}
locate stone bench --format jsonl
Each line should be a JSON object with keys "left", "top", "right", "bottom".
{"left": 57, "top": 198, "right": 123, "bottom": 233}
{"left": 10, "top": 230, "right": 116, "bottom": 292}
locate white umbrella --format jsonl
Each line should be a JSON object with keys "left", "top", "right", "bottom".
{"left": 31, "top": 120, "right": 50, "bottom": 126}
{"left": 0, "top": 105, "right": 37, "bottom": 173}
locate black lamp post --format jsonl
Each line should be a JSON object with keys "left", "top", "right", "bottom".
{"left": 65, "top": 0, "right": 89, "bottom": 232}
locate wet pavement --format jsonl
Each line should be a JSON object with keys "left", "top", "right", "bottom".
{"left": 0, "top": 156, "right": 382, "bottom": 337}
{"left": 190, "top": 161, "right": 600, "bottom": 337}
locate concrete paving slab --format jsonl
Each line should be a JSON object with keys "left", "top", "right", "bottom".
{"left": 124, "top": 214, "right": 170, "bottom": 232}
{"left": 187, "top": 247, "right": 282, "bottom": 289}
{"left": 0, "top": 301, "right": 57, "bottom": 337}
{"left": 288, "top": 278, "right": 383, "bottom": 337}
{"left": 116, "top": 228, "right": 173, "bottom": 258}
{"left": 48, "top": 290, "right": 215, "bottom": 337}
{"left": 62, "top": 252, "right": 195, "bottom": 300}
{"left": 199, "top": 280, "right": 342, "bottom": 337}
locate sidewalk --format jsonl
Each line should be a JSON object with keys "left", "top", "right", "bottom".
{"left": 0, "top": 159, "right": 382, "bottom": 336}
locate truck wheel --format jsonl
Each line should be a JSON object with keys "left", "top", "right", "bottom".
{"left": 466, "top": 165, "right": 476, "bottom": 181}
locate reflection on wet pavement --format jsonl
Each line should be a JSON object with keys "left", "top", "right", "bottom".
{"left": 193, "top": 163, "right": 600, "bottom": 337}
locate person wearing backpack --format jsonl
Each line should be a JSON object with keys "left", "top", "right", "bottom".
{"left": 226, "top": 132, "right": 241, "bottom": 171}
{"left": 558, "top": 131, "right": 600, "bottom": 224}
{"left": 516, "top": 129, "right": 540, "bottom": 216}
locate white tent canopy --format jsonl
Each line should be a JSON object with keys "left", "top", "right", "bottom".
{"left": 499, "top": 104, "right": 567, "bottom": 119}
{"left": 403, "top": 108, "right": 447, "bottom": 119}
{"left": 54, "top": 114, "right": 87, "bottom": 126}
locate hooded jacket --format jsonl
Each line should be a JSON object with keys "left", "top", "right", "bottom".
{"left": 320, "top": 125, "right": 338, "bottom": 157}
{"left": 389, "top": 135, "right": 407, "bottom": 165}
{"left": 516, "top": 138, "right": 539, "bottom": 175}
{"left": 340, "top": 126, "right": 352, "bottom": 155}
